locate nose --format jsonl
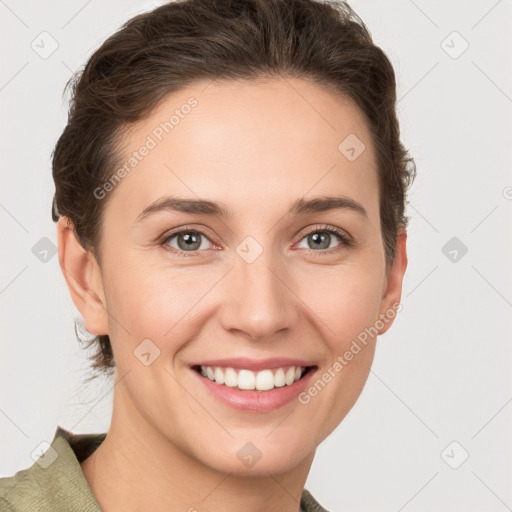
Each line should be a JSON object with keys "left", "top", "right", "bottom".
{"left": 218, "top": 250, "right": 299, "bottom": 342}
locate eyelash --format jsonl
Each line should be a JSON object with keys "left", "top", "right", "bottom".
{"left": 159, "top": 224, "right": 353, "bottom": 258}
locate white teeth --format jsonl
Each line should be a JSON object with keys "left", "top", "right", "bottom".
{"left": 214, "top": 367, "right": 225, "bottom": 385}
{"left": 198, "top": 365, "right": 307, "bottom": 391}
{"left": 238, "top": 369, "right": 255, "bottom": 390}
{"left": 255, "top": 369, "right": 274, "bottom": 391}
{"left": 274, "top": 368, "right": 286, "bottom": 387}
{"left": 284, "top": 367, "right": 296, "bottom": 386}
{"left": 224, "top": 367, "right": 238, "bottom": 387}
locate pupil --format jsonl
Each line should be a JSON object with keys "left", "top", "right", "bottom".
{"left": 180, "top": 232, "right": 200, "bottom": 250}
{"left": 310, "top": 232, "right": 329, "bottom": 250}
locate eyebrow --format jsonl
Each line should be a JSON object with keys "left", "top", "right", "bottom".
{"left": 134, "top": 194, "right": 368, "bottom": 223}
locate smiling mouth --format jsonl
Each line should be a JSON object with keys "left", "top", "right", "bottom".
{"left": 192, "top": 364, "right": 317, "bottom": 392}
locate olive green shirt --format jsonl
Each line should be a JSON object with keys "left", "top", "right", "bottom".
{"left": 0, "top": 426, "right": 329, "bottom": 511}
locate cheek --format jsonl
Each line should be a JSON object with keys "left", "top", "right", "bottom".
{"left": 298, "top": 264, "right": 384, "bottom": 348}
{"left": 104, "top": 256, "right": 218, "bottom": 353}
{"left": 300, "top": 268, "right": 383, "bottom": 416}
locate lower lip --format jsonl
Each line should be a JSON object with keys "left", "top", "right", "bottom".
{"left": 192, "top": 367, "right": 317, "bottom": 412}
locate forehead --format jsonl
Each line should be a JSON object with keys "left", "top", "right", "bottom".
{"left": 104, "top": 77, "right": 379, "bottom": 223}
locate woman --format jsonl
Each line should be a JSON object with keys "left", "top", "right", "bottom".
{"left": 0, "top": 0, "right": 414, "bottom": 510}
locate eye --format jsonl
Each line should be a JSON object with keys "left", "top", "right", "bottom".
{"left": 160, "top": 224, "right": 353, "bottom": 258}
{"left": 295, "top": 224, "right": 352, "bottom": 254}
{"left": 160, "top": 227, "right": 216, "bottom": 256}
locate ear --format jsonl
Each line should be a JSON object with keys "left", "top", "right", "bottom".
{"left": 57, "top": 216, "right": 109, "bottom": 336}
{"left": 377, "top": 228, "right": 408, "bottom": 335}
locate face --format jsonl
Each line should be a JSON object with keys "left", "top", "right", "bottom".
{"left": 60, "top": 77, "right": 407, "bottom": 476}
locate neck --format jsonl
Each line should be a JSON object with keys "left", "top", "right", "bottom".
{"left": 80, "top": 383, "right": 314, "bottom": 512}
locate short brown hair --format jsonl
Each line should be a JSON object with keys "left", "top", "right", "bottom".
{"left": 52, "top": 0, "right": 416, "bottom": 380}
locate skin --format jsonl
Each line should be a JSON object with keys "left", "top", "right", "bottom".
{"left": 57, "top": 77, "right": 407, "bottom": 512}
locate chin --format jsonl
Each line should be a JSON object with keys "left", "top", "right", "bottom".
{"left": 197, "top": 436, "right": 314, "bottom": 476}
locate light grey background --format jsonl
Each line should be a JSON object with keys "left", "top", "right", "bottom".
{"left": 1, "top": 1, "right": 511, "bottom": 511}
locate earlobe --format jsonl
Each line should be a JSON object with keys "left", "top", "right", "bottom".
{"left": 377, "top": 229, "right": 408, "bottom": 335}
{"left": 57, "top": 216, "right": 109, "bottom": 336}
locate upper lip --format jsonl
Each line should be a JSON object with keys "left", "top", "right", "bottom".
{"left": 191, "top": 357, "right": 317, "bottom": 372}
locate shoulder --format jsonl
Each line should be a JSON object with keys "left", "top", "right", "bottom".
{"left": 0, "top": 425, "right": 105, "bottom": 512}
{"left": 0, "top": 496, "right": 18, "bottom": 512}
{"left": 0, "top": 471, "right": 17, "bottom": 510}
{"left": 0, "top": 465, "right": 41, "bottom": 512}
{"left": 301, "top": 487, "right": 331, "bottom": 512}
